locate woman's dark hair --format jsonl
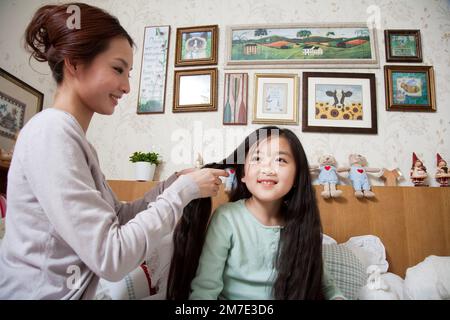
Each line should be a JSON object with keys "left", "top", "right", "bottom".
{"left": 24, "top": 2, "right": 134, "bottom": 84}
{"left": 167, "top": 126, "right": 324, "bottom": 300}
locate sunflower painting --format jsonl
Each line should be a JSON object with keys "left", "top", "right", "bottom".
{"left": 314, "top": 84, "right": 363, "bottom": 121}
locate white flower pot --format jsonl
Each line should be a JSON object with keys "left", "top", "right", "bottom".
{"left": 134, "top": 162, "right": 156, "bottom": 181}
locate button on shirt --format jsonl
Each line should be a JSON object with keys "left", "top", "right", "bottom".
{"left": 189, "top": 199, "right": 343, "bottom": 300}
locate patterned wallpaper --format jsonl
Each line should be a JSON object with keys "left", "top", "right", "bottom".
{"left": 1, "top": 0, "right": 449, "bottom": 186}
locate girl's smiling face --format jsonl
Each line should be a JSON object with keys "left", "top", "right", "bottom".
{"left": 241, "top": 136, "right": 297, "bottom": 203}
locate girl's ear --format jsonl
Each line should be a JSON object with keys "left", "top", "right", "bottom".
{"left": 241, "top": 175, "right": 246, "bottom": 183}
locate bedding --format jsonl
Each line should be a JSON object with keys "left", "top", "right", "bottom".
{"left": 403, "top": 255, "right": 450, "bottom": 300}
{"left": 94, "top": 234, "right": 450, "bottom": 300}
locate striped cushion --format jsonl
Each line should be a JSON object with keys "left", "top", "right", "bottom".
{"left": 323, "top": 244, "right": 367, "bottom": 300}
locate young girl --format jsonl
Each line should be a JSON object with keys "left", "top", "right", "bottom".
{"left": 0, "top": 3, "right": 226, "bottom": 299}
{"left": 167, "top": 126, "right": 344, "bottom": 300}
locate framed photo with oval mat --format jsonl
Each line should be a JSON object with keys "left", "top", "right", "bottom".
{"left": 302, "top": 72, "right": 377, "bottom": 134}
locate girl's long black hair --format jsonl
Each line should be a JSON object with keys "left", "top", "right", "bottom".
{"left": 167, "top": 126, "right": 324, "bottom": 300}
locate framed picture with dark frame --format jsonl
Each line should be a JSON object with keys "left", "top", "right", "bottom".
{"left": 173, "top": 68, "right": 218, "bottom": 113}
{"left": 0, "top": 67, "right": 43, "bottom": 150}
{"left": 175, "top": 25, "right": 219, "bottom": 67}
{"left": 302, "top": 72, "right": 377, "bottom": 134}
{"left": 384, "top": 29, "right": 422, "bottom": 62}
{"left": 384, "top": 65, "right": 435, "bottom": 112}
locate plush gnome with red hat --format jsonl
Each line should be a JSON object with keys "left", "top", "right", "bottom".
{"left": 435, "top": 153, "right": 449, "bottom": 187}
{"left": 410, "top": 153, "right": 428, "bottom": 186}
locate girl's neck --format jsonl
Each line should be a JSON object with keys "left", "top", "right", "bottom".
{"left": 245, "top": 196, "right": 284, "bottom": 226}
{"left": 53, "top": 84, "right": 94, "bottom": 133}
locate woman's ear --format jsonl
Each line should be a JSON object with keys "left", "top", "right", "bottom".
{"left": 63, "top": 57, "right": 78, "bottom": 77}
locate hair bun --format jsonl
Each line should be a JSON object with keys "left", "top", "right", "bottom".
{"left": 24, "top": 5, "right": 56, "bottom": 62}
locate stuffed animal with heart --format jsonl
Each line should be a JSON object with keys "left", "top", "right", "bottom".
{"left": 310, "top": 154, "right": 343, "bottom": 199}
{"left": 339, "top": 154, "right": 382, "bottom": 198}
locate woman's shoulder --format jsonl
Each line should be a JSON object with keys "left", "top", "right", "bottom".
{"left": 24, "top": 108, "right": 83, "bottom": 135}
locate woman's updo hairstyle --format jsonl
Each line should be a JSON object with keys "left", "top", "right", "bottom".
{"left": 25, "top": 2, "right": 134, "bottom": 84}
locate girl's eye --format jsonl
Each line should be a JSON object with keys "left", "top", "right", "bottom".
{"left": 250, "top": 155, "right": 260, "bottom": 162}
{"left": 276, "top": 157, "right": 287, "bottom": 163}
{"left": 114, "top": 67, "right": 123, "bottom": 74}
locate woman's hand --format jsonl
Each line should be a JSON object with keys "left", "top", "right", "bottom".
{"left": 176, "top": 167, "right": 198, "bottom": 177}
{"left": 184, "top": 168, "right": 229, "bottom": 198}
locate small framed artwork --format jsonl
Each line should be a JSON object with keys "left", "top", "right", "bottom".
{"left": 223, "top": 73, "right": 248, "bottom": 125}
{"left": 384, "top": 30, "right": 422, "bottom": 62}
{"left": 0, "top": 68, "right": 43, "bottom": 150}
{"left": 302, "top": 72, "right": 377, "bottom": 134}
{"left": 253, "top": 73, "right": 299, "bottom": 125}
{"left": 173, "top": 68, "right": 218, "bottom": 113}
{"left": 175, "top": 25, "right": 218, "bottom": 67}
{"left": 384, "top": 65, "right": 435, "bottom": 112}
{"left": 137, "top": 26, "right": 170, "bottom": 114}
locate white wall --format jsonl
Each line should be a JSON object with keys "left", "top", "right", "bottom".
{"left": 1, "top": 0, "right": 449, "bottom": 186}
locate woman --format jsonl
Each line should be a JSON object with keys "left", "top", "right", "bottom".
{"left": 0, "top": 3, "right": 227, "bottom": 299}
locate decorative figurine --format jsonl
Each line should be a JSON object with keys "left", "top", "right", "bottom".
{"left": 339, "top": 154, "right": 383, "bottom": 198}
{"left": 310, "top": 154, "right": 343, "bottom": 199}
{"left": 381, "top": 168, "right": 403, "bottom": 186}
{"left": 435, "top": 153, "right": 450, "bottom": 187}
{"left": 410, "top": 152, "right": 428, "bottom": 186}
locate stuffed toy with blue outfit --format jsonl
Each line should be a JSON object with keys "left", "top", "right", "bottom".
{"left": 339, "top": 154, "right": 383, "bottom": 198}
{"left": 310, "top": 154, "right": 343, "bottom": 199}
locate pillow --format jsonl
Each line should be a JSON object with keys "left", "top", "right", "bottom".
{"left": 0, "top": 218, "right": 4, "bottom": 240}
{"left": 0, "top": 194, "right": 6, "bottom": 219}
{"left": 95, "top": 232, "right": 174, "bottom": 300}
{"left": 322, "top": 244, "right": 367, "bottom": 300}
{"left": 343, "top": 235, "right": 389, "bottom": 273}
{"left": 96, "top": 263, "right": 156, "bottom": 300}
{"left": 322, "top": 233, "right": 337, "bottom": 245}
{"left": 381, "top": 272, "right": 405, "bottom": 299}
{"left": 404, "top": 255, "right": 450, "bottom": 300}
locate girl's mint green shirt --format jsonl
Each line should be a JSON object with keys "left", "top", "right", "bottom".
{"left": 189, "top": 199, "right": 345, "bottom": 300}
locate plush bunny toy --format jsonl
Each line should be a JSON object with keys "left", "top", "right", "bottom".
{"left": 310, "top": 154, "right": 343, "bottom": 199}
{"left": 339, "top": 154, "right": 382, "bottom": 198}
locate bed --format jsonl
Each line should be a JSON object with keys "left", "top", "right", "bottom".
{"left": 1, "top": 180, "right": 448, "bottom": 300}
{"left": 101, "top": 181, "right": 449, "bottom": 300}
{"left": 107, "top": 180, "right": 450, "bottom": 278}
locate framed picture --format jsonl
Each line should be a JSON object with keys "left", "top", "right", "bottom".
{"left": 175, "top": 25, "right": 218, "bottom": 67}
{"left": 223, "top": 73, "right": 248, "bottom": 125}
{"left": 302, "top": 72, "right": 377, "bottom": 134}
{"left": 253, "top": 74, "right": 298, "bottom": 125}
{"left": 384, "top": 30, "right": 422, "bottom": 62}
{"left": 0, "top": 68, "right": 43, "bottom": 149}
{"left": 137, "top": 26, "right": 170, "bottom": 114}
{"left": 384, "top": 65, "right": 435, "bottom": 112}
{"left": 226, "top": 23, "right": 378, "bottom": 69}
{"left": 173, "top": 68, "right": 218, "bottom": 113}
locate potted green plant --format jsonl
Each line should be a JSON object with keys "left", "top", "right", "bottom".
{"left": 129, "top": 151, "right": 161, "bottom": 181}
